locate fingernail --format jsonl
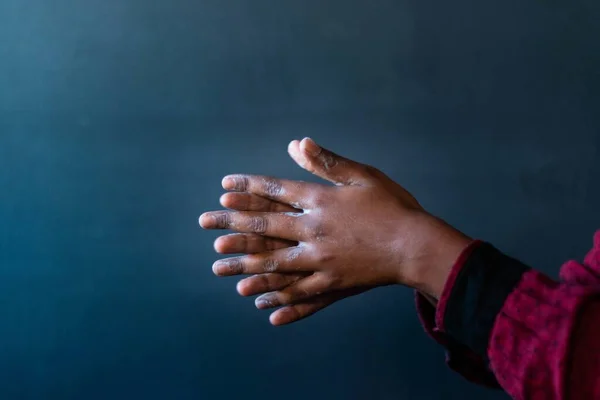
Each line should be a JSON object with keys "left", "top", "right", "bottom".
{"left": 219, "top": 193, "right": 229, "bottom": 207}
{"left": 255, "top": 294, "right": 278, "bottom": 309}
{"left": 269, "top": 308, "right": 291, "bottom": 326}
{"left": 212, "top": 261, "right": 225, "bottom": 275}
{"left": 301, "top": 137, "right": 321, "bottom": 156}
{"left": 269, "top": 312, "right": 281, "bottom": 326}
{"left": 222, "top": 176, "right": 236, "bottom": 190}
{"left": 236, "top": 280, "right": 247, "bottom": 295}
{"left": 199, "top": 213, "right": 215, "bottom": 228}
{"left": 288, "top": 140, "right": 299, "bottom": 152}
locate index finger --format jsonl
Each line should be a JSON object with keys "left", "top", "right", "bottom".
{"left": 221, "top": 174, "right": 323, "bottom": 209}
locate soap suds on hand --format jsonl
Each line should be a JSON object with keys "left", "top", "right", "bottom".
{"left": 263, "top": 258, "right": 279, "bottom": 273}
{"left": 287, "top": 244, "right": 305, "bottom": 261}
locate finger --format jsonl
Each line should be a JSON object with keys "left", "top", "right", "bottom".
{"left": 220, "top": 192, "right": 298, "bottom": 213}
{"left": 214, "top": 233, "right": 296, "bottom": 254}
{"left": 236, "top": 273, "right": 308, "bottom": 296}
{"left": 254, "top": 273, "right": 333, "bottom": 309}
{"left": 220, "top": 174, "right": 322, "bottom": 209}
{"left": 199, "top": 211, "right": 304, "bottom": 241}
{"left": 288, "top": 138, "right": 375, "bottom": 186}
{"left": 269, "top": 287, "right": 369, "bottom": 326}
{"left": 211, "top": 244, "right": 313, "bottom": 276}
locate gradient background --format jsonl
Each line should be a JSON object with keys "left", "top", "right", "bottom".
{"left": 1, "top": 0, "right": 599, "bottom": 399}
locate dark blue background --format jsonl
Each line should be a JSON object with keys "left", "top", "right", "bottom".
{"left": 1, "top": 0, "right": 599, "bottom": 399}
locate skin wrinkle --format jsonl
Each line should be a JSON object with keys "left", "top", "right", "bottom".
{"left": 250, "top": 216, "right": 268, "bottom": 233}
{"left": 214, "top": 257, "right": 244, "bottom": 275}
{"left": 262, "top": 177, "right": 285, "bottom": 198}
{"left": 230, "top": 174, "right": 249, "bottom": 192}
{"left": 320, "top": 152, "right": 339, "bottom": 171}
{"left": 215, "top": 212, "right": 232, "bottom": 229}
{"left": 295, "top": 139, "right": 345, "bottom": 186}
{"left": 263, "top": 258, "right": 279, "bottom": 273}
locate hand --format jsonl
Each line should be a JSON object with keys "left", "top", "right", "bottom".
{"left": 200, "top": 138, "right": 471, "bottom": 325}
{"left": 210, "top": 189, "right": 372, "bottom": 325}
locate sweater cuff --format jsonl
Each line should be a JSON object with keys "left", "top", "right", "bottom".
{"left": 433, "top": 239, "right": 483, "bottom": 331}
{"left": 414, "top": 239, "right": 502, "bottom": 389}
{"left": 440, "top": 242, "right": 531, "bottom": 359}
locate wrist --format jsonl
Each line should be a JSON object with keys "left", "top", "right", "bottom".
{"left": 401, "top": 213, "right": 473, "bottom": 299}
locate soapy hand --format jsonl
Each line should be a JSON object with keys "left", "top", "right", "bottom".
{"left": 200, "top": 138, "right": 471, "bottom": 325}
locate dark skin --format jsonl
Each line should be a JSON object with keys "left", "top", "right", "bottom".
{"left": 200, "top": 138, "right": 471, "bottom": 326}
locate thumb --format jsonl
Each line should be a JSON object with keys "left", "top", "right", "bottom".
{"left": 287, "top": 138, "right": 374, "bottom": 186}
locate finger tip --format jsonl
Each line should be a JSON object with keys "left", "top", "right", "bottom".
{"left": 269, "top": 312, "right": 281, "bottom": 325}
{"left": 221, "top": 176, "right": 235, "bottom": 190}
{"left": 299, "top": 137, "right": 309, "bottom": 151}
{"left": 219, "top": 193, "right": 231, "bottom": 207}
{"left": 269, "top": 310, "right": 290, "bottom": 326}
{"left": 300, "top": 137, "right": 320, "bottom": 157}
{"left": 236, "top": 280, "right": 248, "bottom": 296}
{"left": 211, "top": 261, "right": 220, "bottom": 275}
{"left": 254, "top": 298, "right": 263, "bottom": 309}
{"left": 287, "top": 139, "right": 300, "bottom": 152}
{"left": 198, "top": 213, "right": 212, "bottom": 228}
{"left": 288, "top": 141, "right": 311, "bottom": 169}
{"left": 254, "top": 296, "right": 269, "bottom": 310}
{"left": 213, "top": 237, "right": 226, "bottom": 253}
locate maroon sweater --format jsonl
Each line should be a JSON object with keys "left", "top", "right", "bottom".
{"left": 416, "top": 230, "right": 600, "bottom": 399}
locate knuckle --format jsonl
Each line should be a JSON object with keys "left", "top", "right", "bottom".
{"left": 311, "top": 192, "right": 328, "bottom": 208}
{"left": 264, "top": 238, "right": 275, "bottom": 251}
{"left": 263, "top": 178, "right": 284, "bottom": 198}
{"left": 282, "top": 288, "right": 303, "bottom": 304}
{"left": 319, "top": 151, "right": 338, "bottom": 170}
{"left": 305, "top": 220, "right": 326, "bottom": 239}
{"left": 238, "top": 234, "right": 249, "bottom": 251}
{"left": 225, "top": 258, "right": 245, "bottom": 274}
{"left": 297, "top": 286, "right": 311, "bottom": 298}
{"left": 263, "top": 258, "right": 280, "bottom": 273}
{"left": 267, "top": 297, "right": 281, "bottom": 307}
{"left": 250, "top": 216, "right": 268, "bottom": 233}
{"left": 267, "top": 199, "right": 279, "bottom": 213}
{"left": 247, "top": 194, "right": 261, "bottom": 210}
{"left": 233, "top": 175, "right": 250, "bottom": 191}
{"left": 215, "top": 212, "right": 232, "bottom": 228}
{"left": 286, "top": 306, "right": 302, "bottom": 320}
{"left": 259, "top": 273, "right": 272, "bottom": 288}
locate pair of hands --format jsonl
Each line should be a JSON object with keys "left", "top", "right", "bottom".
{"left": 200, "top": 138, "right": 471, "bottom": 325}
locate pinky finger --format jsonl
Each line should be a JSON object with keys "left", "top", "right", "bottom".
{"left": 268, "top": 287, "right": 369, "bottom": 326}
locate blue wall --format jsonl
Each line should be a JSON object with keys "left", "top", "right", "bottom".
{"left": 1, "top": 0, "right": 599, "bottom": 398}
